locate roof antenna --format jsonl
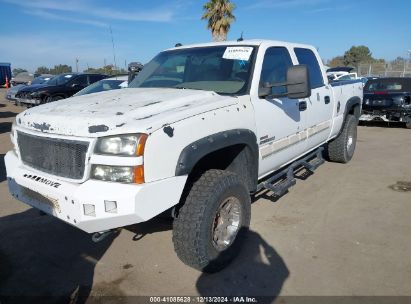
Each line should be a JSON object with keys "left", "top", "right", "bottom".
{"left": 237, "top": 32, "right": 244, "bottom": 42}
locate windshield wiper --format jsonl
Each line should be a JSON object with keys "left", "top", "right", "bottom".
{"left": 174, "top": 85, "right": 204, "bottom": 91}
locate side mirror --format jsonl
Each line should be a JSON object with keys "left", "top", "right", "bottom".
{"left": 286, "top": 65, "right": 311, "bottom": 99}
{"left": 258, "top": 64, "right": 311, "bottom": 99}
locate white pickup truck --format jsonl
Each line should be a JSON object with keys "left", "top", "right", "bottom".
{"left": 5, "top": 40, "right": 363, "bottom": 272}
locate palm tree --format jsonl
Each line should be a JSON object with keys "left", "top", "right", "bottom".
{"left": 201, "top": 0, "right": 236, "bottom": 42}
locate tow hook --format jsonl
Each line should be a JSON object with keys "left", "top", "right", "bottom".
{"left": 91, "top": 230, "right": 115, "bottom": 243}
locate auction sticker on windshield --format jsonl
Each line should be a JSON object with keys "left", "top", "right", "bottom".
{"left": 222, "top": 47, "right": 253, "bottom": 61}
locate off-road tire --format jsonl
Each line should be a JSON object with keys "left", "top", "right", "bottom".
{"left": 405, "top": 120, "right": 411, "bottom": 129}
{"left": 327, "top": 114, "right": 358, "bottom": 163}
{"left": 172, "top": 169, "right": 251, "bottom": 273}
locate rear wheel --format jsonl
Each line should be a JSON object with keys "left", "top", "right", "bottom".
{"left": 327, "top": 114, "right": 358, "bottom": 163}
{"left": 405, "top": 119, "right": 411, "bottom": 129}
{"left": 172, "top": 169, "right": 251, "bottom": 272}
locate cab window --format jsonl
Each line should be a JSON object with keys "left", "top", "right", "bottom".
{"left": 260, "top": 47, "right": 293, "bottom": 96}
{"left": 294, "top": 48, "right": 324, "bottom": 89}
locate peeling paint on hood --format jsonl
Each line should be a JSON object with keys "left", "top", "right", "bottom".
{"left": 16, "top": 88, "right": 238, "bottom": 137}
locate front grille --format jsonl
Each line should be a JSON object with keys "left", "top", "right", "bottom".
{"left": 17, "top": 132, "right": 89, "bottom": 180}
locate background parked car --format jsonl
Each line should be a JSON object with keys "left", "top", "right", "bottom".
{"left": 15, "top": 73, "right": 107, "bottom": 106}
{"left": 361, "top": 77, "right": 411, "bottom": 128}
{"left": 6, "top": 74, "right": 53, "bottom": 101}
{"left": 74, "top": 75, "right": 128, "bottom": 97}
{"left": 11, "top": 72, "right": 34, "bottom": 86}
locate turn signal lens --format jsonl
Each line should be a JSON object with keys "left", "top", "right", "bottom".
{"left": 133, "top": 165, "right": 144, "bottom": 184}
{"left": 136, "top": 134, "right": 148, "bottom": 156}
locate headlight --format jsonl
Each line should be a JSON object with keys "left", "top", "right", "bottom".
{"left": 91, "top": 165, "right": 144, "bottom": 184}
{"left": 94, "top": 134, "right": 147, "bottom": 156}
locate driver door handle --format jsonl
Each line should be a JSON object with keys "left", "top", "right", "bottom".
{"left": 299, "top": 101, "right": 307, "bottom": 111}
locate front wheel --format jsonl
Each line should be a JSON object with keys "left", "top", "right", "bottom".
{"left": 172, "top": 169, "right": 251, "bottom": 272}
{"left": 327, "top": 114, "right": 358, "bottom": 163}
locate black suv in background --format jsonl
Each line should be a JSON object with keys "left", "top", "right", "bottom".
{"left": 362, "top": 77, "right": 411, "bottom": 128}
{"left": 15, "top": 73, "right": 107, "bottom": 106}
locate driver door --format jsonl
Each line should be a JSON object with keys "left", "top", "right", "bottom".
{"left": 251, "top": 46, "right": 308, "bottom": 177}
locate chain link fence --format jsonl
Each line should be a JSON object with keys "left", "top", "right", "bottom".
{"left": 358, "top": 62, "right": 411, "bottom": 77}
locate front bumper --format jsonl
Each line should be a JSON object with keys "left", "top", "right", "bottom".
{"left": 16, "top": 97, "right": 40, "bottom": 105}
{"left": 5, "top": 93, "right": 16, "bottom": 101}
{"left": 5, "top": 151, "right": 187, "bottom": 233}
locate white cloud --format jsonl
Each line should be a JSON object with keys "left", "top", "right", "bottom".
{"left": 3, "top": 0, "right": 176, "bottom": 26}
{"left": 0, "top": 33, "right": 129, "bottom": 71}
{"left": 25, "top": 9, "right": 108, "bottom": 27}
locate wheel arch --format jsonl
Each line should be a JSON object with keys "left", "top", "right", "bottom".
{"left": 175, "top": 129, "right": 259, "bottom": 192}
{"left": 345, "top": 96, "right": 361, "bottom": 120}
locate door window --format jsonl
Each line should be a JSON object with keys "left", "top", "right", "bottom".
{"left": 71, "top": 75, "right": 89, "bottom": 87}
{"left": 89, "top": 74, "right": 105, "bottom": 84}
{"left": 260, "top": 47, "right": 293, "bottom": 96}
{"left": 294, "top": 48, "right": 324, "bottom": 89}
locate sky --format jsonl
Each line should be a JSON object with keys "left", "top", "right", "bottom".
{"left": 0, "top": 0, "right": 410, "bottom": 72}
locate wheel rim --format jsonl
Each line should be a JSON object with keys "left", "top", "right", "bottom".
{"left": 346, "top": 122, "right": 357, "bottom": 156}
{"left": 346, "top": 135, "right": 353, "bottom": 151}
{"left": 212, "top": 196, "right": 242, "bottom": 251}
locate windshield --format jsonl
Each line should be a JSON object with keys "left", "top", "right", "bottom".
{"left": 31, "top": 76, "right": 51, "bottom": 85}
{"left": 46, "top": 74, "right": 76, "bottom": 86}
{"left": 74, "top": 79, "right": 127, "bottom": 96}
{"left": 128, "top": 45, "right": 255, "bottom": 94}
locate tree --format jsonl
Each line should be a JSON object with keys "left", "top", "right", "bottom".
{"left": 327, "top": 56, "right": 345, "bottom": 67}
{"left": 343, "top": 46, "right": 374, "bottom": 70}
{"left": 12, "top": 68, "right": 27, "bottom": 76}
{"left": 50, "top": 64, "right": 72, "bottom": 74}
{"left": 201, "top": 0, "right": 236, "bottom": 41}
{"left": 35, "top": 66, "right": 50, "bottom": 75}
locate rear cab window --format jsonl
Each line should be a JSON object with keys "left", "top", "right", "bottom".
{"left": 294, "top": 48, "right": 324, "bottom": 89}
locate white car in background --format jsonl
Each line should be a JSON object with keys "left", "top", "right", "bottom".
{"left": 73, "top": 75, "right": 128, "bottom": 97}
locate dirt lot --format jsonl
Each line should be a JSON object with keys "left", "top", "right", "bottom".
{"left": 0, "top": 88, "right": 410, "bottom": 301}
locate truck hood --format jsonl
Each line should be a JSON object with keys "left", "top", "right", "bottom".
{"left": 16, "top": 88, "right": 238, "bottom": 137}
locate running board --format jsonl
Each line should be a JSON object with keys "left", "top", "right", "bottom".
{"left": 256, "top": 147, "right": 325, "bottom": 198}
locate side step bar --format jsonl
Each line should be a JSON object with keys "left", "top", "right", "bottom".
{"left": 256, "top": 147, "right": 325, "bottom": 198}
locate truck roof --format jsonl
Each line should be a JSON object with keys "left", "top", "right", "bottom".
{"left": 166, "top": 39, "right": 316, "bottom": 51}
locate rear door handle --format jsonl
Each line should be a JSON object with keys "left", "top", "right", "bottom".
{"left": 324, "top": 96, "right": 330, "bottom": 104}
{"left": 299, "top": 101, "right": 307, "bottom": 111}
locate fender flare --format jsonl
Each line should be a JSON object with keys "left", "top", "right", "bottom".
{"left": 175, "top": 129, "right": 259, "bottom": 188}
{"left": 344, "top": 96, "right": 362, "bottom": 120}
